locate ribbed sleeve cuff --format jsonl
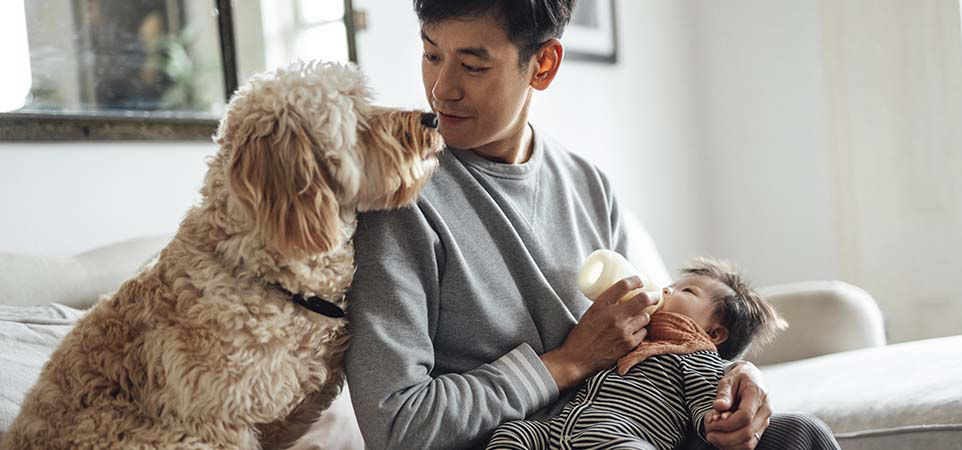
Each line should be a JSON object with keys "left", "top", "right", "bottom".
{"left": 490, "top": 343, "right": 559, "bottom": 414}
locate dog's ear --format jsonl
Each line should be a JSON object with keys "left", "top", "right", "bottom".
{"left": 227, "top": 108, "right": 342, "bottom": 257}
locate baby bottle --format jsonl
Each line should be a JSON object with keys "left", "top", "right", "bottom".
{"left": 578, "top": 249, "right": 665, "bottom": 315}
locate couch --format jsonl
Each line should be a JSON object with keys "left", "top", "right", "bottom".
{"left": 1, "top": 213, "right": 960, "bottom": 449}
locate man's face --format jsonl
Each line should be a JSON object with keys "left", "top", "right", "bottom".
{"left": 420, "top": 14, "right": 536, "bottom": 155}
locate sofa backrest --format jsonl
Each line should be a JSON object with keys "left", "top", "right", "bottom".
{"left": 0, "top": 234, "right": 172, "bottom": 308}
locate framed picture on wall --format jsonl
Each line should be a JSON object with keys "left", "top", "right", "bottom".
{"left": 565, "top": 0, "right": 617, "bottom": 63}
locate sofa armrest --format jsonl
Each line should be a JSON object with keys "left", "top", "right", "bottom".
{"left": 745, "top": 280, "right": 886, "bottom": 366}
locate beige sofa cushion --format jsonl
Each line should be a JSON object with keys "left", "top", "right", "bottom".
{"left": 0, "top": 235, "right": 172, "bottom": 308}
{"left": 762, "top": 335, "right": 962, "bottom": 449}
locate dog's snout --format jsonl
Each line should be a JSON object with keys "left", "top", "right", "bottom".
{"left": 420, "top": 112, "right": 438, "bottom": 129}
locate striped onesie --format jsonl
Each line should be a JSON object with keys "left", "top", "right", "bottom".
{"left": 487, "top": 350, "right": 724, "bottom": 450}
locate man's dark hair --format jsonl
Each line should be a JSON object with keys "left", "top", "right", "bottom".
{"left": 413, "top": 0, "right": 574, "bottom": 69}
{"left": 680, "top": 257, "right": 788, "bottom": 360}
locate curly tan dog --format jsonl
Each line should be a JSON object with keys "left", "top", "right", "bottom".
{"left": 1, "top": 60, "right": 443, "bottom": 450}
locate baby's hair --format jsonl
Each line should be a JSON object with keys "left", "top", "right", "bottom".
{"left": 679, "top": 257, "right": 787, "bottom": 360}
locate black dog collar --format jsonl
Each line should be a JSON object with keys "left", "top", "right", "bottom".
{"left": 269, "top": 283, "right": 345, "bottom": 318}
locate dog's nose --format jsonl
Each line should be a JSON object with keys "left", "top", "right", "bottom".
{"left": 420, "top": 112, "right": 438, "bottom": 129}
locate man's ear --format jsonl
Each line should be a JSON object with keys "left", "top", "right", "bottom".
{"left": 707, "top": 324, "right": 729, "bottom": 347}
{"left": 530, "top": 38, "right": 563, "bottom": 91}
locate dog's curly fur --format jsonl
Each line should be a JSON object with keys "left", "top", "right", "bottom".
{"left": 1, "top": 61, "right": 443, "bottom": 450}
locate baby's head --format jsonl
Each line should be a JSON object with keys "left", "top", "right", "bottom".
{"left": 660, "top": 257, "right": 787, "bottom": 360}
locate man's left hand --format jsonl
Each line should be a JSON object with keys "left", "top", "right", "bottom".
{"left": 704, "top": 361, "right": 772, "bottom": 450}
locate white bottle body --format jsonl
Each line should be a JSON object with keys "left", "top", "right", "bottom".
{"left": 577, "top": 249, "right": 663, "bottom": 315}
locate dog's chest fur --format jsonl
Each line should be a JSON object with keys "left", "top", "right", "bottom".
{"left": 56, "top": 233, "right": 356, "bottom": 422}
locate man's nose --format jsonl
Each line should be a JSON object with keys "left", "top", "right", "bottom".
{"left": 431, "top": 63, "right": 463, "bottom": 103}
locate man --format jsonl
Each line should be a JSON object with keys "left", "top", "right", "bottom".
{"left": 344, "top": 1, "right": 837, "bottom": 449}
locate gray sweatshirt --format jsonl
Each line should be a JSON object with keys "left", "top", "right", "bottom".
{"left": 344, "top": 126, "right": 632, "bottom": 449}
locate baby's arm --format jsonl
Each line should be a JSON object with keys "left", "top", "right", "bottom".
{"left": 682, "top": 352, "right": 727, "bottom": 440}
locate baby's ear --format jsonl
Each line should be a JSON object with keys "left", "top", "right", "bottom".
{"left": 707, "top": 324, "right": 729, "bottom": 347}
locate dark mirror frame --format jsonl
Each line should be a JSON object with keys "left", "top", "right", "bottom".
{"left": 0, "top": 0, "right": 357, "bottom": 142}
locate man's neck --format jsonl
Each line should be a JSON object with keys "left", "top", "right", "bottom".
{"left": 472, "top": 121, "right": 534, "bottom": 165}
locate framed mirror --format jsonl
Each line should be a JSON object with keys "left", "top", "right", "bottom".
{"left": 0, "top": 0, "right": 358, "bottom": 141}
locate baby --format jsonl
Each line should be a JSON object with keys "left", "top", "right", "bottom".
{"left": 487, "top": 257, "right": 787, "bottom": 450}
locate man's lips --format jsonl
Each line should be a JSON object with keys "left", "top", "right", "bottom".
{"left": 438, "top": 111, "right": 471, "bottom": 124}
{"left": 438, "top": 110, "right": 469, "bottom": 118}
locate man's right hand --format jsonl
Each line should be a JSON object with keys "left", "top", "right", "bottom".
{"left": 540, "top": 276, "right": 657, "bottom": 391}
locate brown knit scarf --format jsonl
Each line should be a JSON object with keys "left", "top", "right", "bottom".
{"left": 616, "top": 311, "right": 717, "bottom": 375}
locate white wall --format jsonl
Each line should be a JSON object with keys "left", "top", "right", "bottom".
{"left": 816, "top": 0, "right": 962, "bottom": 342}
{"left": 688, "top": 1, "right": 840, "bottom": 286}
{"left": 686, "top": 0, "right": 962, "bottom": 342}
{"left": 0, "top": 142, "right": 215, "bottom": 256}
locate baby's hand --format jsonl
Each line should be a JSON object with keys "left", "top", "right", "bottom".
{"left": 705, "top": 411, "right": 718, "bottom": 425}
{"left": 704, "top": 411, "right": 732, "bottom": 425}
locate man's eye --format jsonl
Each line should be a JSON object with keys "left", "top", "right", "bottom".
{"left": 463, "top": 64, "right": 488, "bottom": 73}
{"left": 423, "top": 53, "right": 440, "bottom": 63}
{"left": 683, "top": 288, "right": 695, "bottom": 294}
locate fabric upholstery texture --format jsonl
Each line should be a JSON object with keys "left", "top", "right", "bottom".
{"left": 762, "top": 335, "right": 962, "bottom": 449}
{"left": 0, "top": 304, "right": 85, "bottom": 436}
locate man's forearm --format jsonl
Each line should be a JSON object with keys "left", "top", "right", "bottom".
{"left": 348, "top": 344, "right": 559, "bottom": 449}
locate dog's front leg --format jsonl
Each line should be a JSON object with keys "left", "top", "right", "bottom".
{"left": 256, "top": 371, "right": 345, "bottom": 450}
{"left": 148, "top": 323, "right": 325, "bottom": 448}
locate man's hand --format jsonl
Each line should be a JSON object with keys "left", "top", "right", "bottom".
{"left": 704, "top": 361, "right": 772, "bottom": 450}
{"left": 541, "top": 276, "right": 657, "bottom": 391}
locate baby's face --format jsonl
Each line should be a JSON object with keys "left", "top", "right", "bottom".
{"left": 660, "top": 275, "right": 733, "bottom": 335}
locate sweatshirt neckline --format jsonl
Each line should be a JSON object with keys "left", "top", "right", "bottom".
{"left": 449, "top": 124, "right": 545, "bottom": 179}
